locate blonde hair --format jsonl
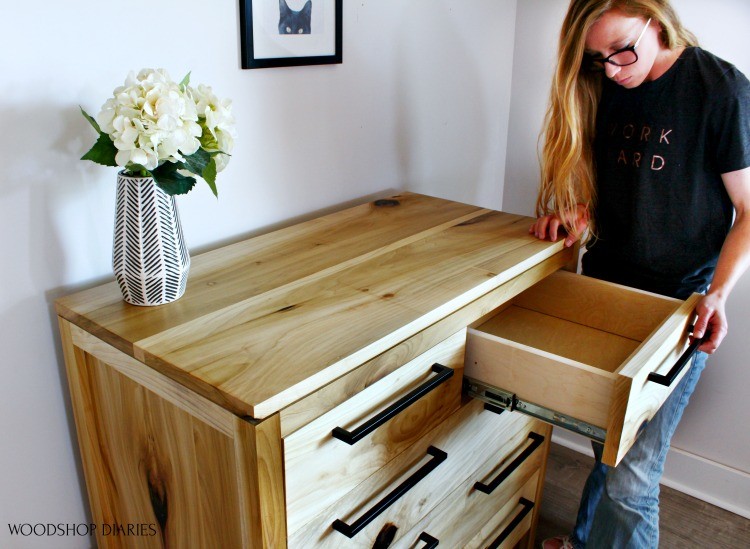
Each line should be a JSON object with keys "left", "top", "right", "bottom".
{"left": 536, "top": 0, "right": 698, "bottom": 238}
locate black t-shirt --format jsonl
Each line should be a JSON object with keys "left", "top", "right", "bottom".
{"left": 582, "top": 47, "right": 750, "bottom": 299}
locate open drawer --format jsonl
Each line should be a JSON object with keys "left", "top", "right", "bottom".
{"left": 464, "top": 270, "right": 702, "bottom": 466}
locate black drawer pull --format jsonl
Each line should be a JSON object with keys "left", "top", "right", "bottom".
{"left": 647, "top": 335, "right": 702, "bottom": 387}
{"left": 474, "top": 432, "right": 544, "bottom": 494}
{"left": 332, "top": 363, "right": 454, "bottom": 445}
{"left": 418, "top": 531, "right": 439, "bottom": 548}
{"left": 486, "top": 497, "right": 535, "bottom": 549}
{"left": 332, "top": 446, "right": 448, "bottom": 538}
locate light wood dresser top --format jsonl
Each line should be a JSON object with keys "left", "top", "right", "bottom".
{"left": 56, "top": 192, "right": 565, "bottom": 419}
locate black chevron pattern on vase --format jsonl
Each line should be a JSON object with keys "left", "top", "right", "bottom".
{"left": 112, "top": 174, "right": 190, "bottom": 306}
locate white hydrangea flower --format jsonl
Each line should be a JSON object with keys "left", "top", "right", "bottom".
{"left": 189, "top": 83, "right": 236, "bottom": 172}
{"left": 82, "top": 68, "right": 235, "bottom": 196}
{"left": 95, "top": 68, "right": 202, "bottom": 170}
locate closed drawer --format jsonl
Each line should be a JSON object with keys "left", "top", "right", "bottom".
{"left": 284, "top": 330, "right": 465, "bottom": 534}
{"left": 393, "top": 416, "right": 550, "bottom": 548}
{"left": 465, "top": 270, "right": 701, "bottom": 466}
{"left": 288, "top": 397, "right": 532, "bottom": 548}
{"left": 464, "top": 473, "right": 543, "bottom": 549}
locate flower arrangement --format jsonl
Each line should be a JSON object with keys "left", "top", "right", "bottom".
{"left": 81, "top": 68, "right": 235, "bottom": 196}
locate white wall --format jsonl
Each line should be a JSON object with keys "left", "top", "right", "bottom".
{"left": 505, "top": 0, "right": 750, "bottom": 517}
{"left": 0, "top": 0, "right": 516, "bottom": 547}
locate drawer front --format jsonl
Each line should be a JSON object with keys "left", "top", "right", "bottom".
{"left": 465, "top": 270, "right": 701, "bottom": 466}
{"left": 288, "top": 398, "right": 534, "bottom": 548}
{"left": 284, "top": 330, "right": 465, "bottom": 534}
{"left": 464, "top": 474, "right": 542, "bottom": 549}
{"left": 393, "top": 417, "right": 550, "bottom": 549}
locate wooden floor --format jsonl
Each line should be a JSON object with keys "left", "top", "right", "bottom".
{"left": 535, "top": 443, "right": 750, "bottom": 548}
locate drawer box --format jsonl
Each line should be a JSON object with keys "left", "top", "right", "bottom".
{"left": 288, "top": 398, "right": 536, "bottom": 548}
{"left": 465, "top": 271, "right": 701, "bottom": 466}
{"left": 284, "top": 330, "right": 465, "bottom": 534}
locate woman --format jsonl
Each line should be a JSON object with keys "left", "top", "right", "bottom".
{"left": 530, "top": 1, "right": 750, "bottom": 547}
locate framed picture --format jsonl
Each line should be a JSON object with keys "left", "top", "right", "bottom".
{"left": 240, "top": 0, "right": 343, "bottom": 69}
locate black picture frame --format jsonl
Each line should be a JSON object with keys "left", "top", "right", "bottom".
{"left": 239, "top": 0, "right": 342, "bottom": 69}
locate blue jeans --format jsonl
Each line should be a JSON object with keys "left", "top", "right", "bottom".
{"left": 570, "top": 351, "right": 708, "bottom": 549}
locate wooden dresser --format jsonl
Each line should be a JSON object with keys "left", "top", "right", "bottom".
{"left": 56, "top": 193, "right": 698, "bottom": 548}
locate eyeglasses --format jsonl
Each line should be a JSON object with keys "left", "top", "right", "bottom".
{"left": 584, "top": 18, "right": 652, "bottom": 72}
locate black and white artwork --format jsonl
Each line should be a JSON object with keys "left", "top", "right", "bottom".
{"left": 240, "top": 0, "right": 342, "bottom": 69}
{"left": 278, "top": 0, "right": 312, "bottom": 35}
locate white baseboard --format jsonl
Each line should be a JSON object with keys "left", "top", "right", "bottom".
{"left": 550, "top": 428, "right": 750, "bottom": 519}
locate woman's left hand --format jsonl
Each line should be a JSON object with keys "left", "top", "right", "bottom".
{"left": 692, "top": 293, "right": 728, "bottom": 353}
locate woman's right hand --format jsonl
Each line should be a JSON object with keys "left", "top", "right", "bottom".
{"left": 529, "top": 204, "right": 589, "bottom": 248}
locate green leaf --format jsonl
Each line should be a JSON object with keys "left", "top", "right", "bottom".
{"left": 151, "top": 163, "right": 196, "bottom": 196}
{"left": 203, "top": 157, "right": 219, "bottom": 197}
{"left": 179, "top": 71, "right": 191, "bottom": 92}
{"left": 182, "top": 148, "right": 211, "bottom": 177}
{"left": 81, "top": 133, "right": 118, "bottom": 167}
{"left": 80, "top": 106, "right": 119, "bottom": 167}
{"left": 79, "top": 106, "right": 102, "bottom": 133}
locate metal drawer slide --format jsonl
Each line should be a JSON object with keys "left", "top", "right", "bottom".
{"left": 464, "top": 377, "right": 607, "bottom": 443}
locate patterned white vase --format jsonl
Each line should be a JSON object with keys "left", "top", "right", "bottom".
{"left": 112, "top": 172, "right": 190, "bottom": 306}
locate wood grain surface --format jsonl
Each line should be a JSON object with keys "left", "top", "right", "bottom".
{"left": 57, "top": 193, "right": 567, "bottom": 419}
{"left": 284, "top": 331, "right": 465, "bottom": 534}
{"left": 288, "top": 399, "right": 543, "bottom": 548}
{"left": 56, "top": 193, "right": 575, "bottom": 548}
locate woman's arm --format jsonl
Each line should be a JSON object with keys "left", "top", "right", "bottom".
{"left": 694, "top": 166, "right": 750, "bottom": 353}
